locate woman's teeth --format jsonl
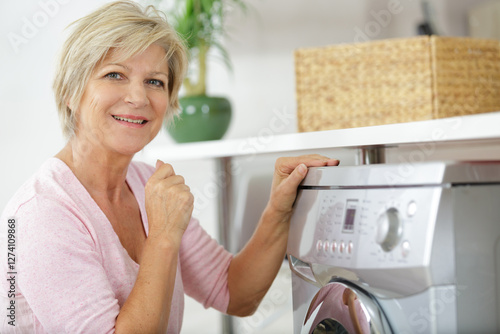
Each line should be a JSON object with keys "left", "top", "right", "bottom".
{"left": 112, "top": 115, "right": 145, "bottom": 124}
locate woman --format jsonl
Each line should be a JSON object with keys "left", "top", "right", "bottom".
{"left": 1, "top": 1, "right": 338, "bottom": 333}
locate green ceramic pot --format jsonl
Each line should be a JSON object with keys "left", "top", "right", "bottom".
{"left": 166, "top": 95, "right": 232, "bottom": 143}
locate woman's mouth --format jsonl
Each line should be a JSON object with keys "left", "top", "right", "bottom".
{"left": 112, "top": 115, "right": 147, "bottom": 124}
{"left": 111, "top": 114, "right": 149, "bottom": 128}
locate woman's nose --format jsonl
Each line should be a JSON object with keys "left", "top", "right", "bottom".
{"left": 124, "top": 81, "right": 149, "bottom": 108}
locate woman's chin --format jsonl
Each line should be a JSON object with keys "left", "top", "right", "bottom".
{"left": 118, "top": 145, "right": 146, "bottom": 157}
{"left": 109, "top": 140, "right": 148, "bottom": 157}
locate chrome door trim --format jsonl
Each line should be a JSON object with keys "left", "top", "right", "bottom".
{"left": 302, "top": 278, "right": 395, "bottom": 334}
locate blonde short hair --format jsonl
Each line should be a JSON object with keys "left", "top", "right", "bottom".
{"left": 53, "top": 0, "right": 188, "bottom": 138}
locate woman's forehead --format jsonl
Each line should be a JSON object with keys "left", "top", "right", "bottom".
{"left": 99, "top": 45, "right": 169, "bottom": 71}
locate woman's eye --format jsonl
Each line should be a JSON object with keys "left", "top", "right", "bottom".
{"left": 105, "top": 72, "right": 122, "bottom": 80}
{"left": 148, "top": 79, "right": 164, "bottom": 87}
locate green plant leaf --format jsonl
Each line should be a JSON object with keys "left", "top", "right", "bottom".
{"left": 158, "top": 0, "right": 248, "bottom": 95}
{"left": 200, "top": 0, "right": 214, "bottom": 14}
{"left": 185, "top": 0, "right": 194, "bottom": 15}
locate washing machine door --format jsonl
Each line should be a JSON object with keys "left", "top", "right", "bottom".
{"left": 302, "top": 280, "right": 393, "bottom": 334}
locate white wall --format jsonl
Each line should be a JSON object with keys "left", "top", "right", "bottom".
{"left": 0, "top": 0, "right": 109, "bottom": 210}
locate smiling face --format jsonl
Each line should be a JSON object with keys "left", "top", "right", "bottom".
{"left": 74, "top": 44, "right": 169, "bottom": 157}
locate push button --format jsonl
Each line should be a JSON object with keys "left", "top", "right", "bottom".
{"left": 323, "top": 241, "right": 330, "bottom": 253}
{"left": 348, "top": 241, "right": 353, "bottom": 254}
{"left": 407, "top": 201, "right": 417, "bottom": 217}
{"left": 402, "top": 240, "right": 411, "bottom": 257}
{"left": 331, "top": 240, "right": 337, "bottom": 253}
{"left": 316, "top": 240, "right": 323, "bottom": 253}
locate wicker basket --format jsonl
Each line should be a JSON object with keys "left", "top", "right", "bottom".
{"left": 295, "top": 36, "right": 500, "bottom": 132}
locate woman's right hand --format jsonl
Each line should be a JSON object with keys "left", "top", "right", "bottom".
{"left": 145, "top": 160, "right": 194, "bottom": 247}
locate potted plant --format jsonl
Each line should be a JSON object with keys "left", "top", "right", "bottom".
{"left": 151, "top": 0, "right": 246, "bottom": 143}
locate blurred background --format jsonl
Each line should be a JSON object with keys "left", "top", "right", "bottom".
{"left": 1, "top": 0, "right": 498, "bottom": 332}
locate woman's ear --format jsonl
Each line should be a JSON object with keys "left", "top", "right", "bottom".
{"left": 67, "top": 100, "right": 79, "bottom": 115}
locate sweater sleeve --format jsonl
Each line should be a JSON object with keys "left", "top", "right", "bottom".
{"left": 17, "top": 196, "right": 119, "bottom": 334}
{"left": 179, "top": 218, "right": 233, "bottom": 313}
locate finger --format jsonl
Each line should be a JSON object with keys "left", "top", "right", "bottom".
{"left": 278, "top": 163, "right": 308, "bottom": 195}
{"left": 279, "top": 154, "right": 335, "bottom": 167}
{"left": 149, "top": 176, "right": 188, "bottom": 197}
{"left": 301, "top": 158, "right": 339, "bottom": 167}
{"left": 327, "top": 159, "right": 340, "bottom": 166}
{"left": 276, "top": 156, "right": 339, "bottom": 175}
{"left": 155, "top": 159, "right": 164, "bottom": 170}
{"left": 298, "top": 154, "right": 339, "bottom": 166}
{"left": 150, "top": 162, "right": 176, "bottom": 180}
{"left": 162, "top": 175, "right": 187, "bottom": 188}
{"left": 170, "top": 183, "right": 191, "bottom": 193}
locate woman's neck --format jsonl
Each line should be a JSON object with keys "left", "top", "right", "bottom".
{"left": 55, "top": 138, "right": 133, "bottom": 204}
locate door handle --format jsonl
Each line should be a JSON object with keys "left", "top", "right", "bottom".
{"left": 288, "top": 255, "right": 318, "bottom": 285}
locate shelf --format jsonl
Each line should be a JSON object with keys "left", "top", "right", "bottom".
{"left": 141, "top": 111, "right": 500, "bottom": 161}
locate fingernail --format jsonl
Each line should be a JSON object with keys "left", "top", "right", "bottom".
{"left": 298, "top": 164, "right": 307, "bottom": 175}
{"left": 155, "top": 159, "right": 162, "bottom": 169}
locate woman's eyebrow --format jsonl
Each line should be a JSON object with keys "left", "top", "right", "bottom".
{"left": 103, "top": 62, "right": 128, "bottom": 69}
{"left": 100, "top": 63, "right": 167, "bottom": 78}
{"left": 150, "top": 71, "right": 169, "bottom": 78}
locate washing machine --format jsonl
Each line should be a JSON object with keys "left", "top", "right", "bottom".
{"left": 287, "top": 161, "right": 500, "bottom": 334}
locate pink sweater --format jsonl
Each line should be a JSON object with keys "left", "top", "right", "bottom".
{"left": 0, "top": 158, "right": 233, "bottom": 333}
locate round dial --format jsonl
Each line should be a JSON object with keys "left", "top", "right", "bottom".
{"left": 375, "top": 208, "right": 403, "bottom": 252}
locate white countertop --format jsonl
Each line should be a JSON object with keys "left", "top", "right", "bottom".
{"left": 141, "top": 111, "right": 500, "bottom": 161}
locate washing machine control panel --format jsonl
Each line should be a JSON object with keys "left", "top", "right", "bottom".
{"left": 306, "top": 186, "right": 442, "bottom": 269}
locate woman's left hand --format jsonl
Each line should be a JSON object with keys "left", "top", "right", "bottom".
{"left": 267, "top": 154, "right": 339, "bottom": 219}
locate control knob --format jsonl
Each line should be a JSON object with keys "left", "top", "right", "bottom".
{"left": 375, "top": 208, "right": 403, "bottom": 252}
